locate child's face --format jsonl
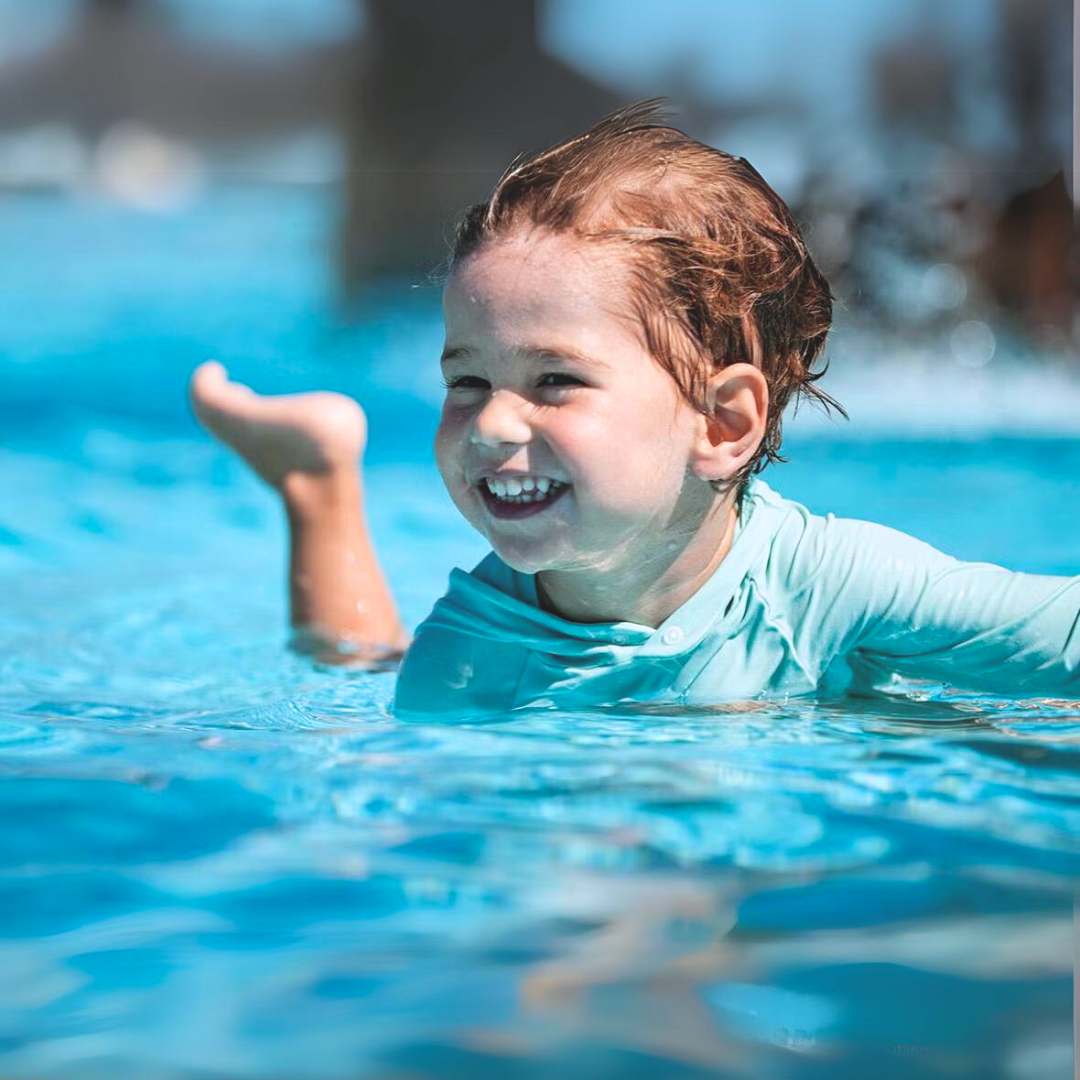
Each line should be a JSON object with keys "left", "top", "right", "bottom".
{"left": 436, "top": 229, "right": 707, "bottom": 577}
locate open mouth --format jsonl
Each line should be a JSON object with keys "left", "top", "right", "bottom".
{"left": 478, "top": 477, "right": 571, "bottom": 520}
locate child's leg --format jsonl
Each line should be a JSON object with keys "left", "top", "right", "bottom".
{"left": 189, "top": 362, "right": 409, "bottom": 665}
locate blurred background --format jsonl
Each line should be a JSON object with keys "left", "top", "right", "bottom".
{"left": 0, "top": 0, "right": 1075, "bottom": 434}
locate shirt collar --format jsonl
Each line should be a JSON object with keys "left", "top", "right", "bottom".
{"left": 434, "top": 478, "right": 782, "bottom": 663}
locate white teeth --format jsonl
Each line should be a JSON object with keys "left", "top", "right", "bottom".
{"left": 483, "top": 475, "right": 565, "bottom": 503}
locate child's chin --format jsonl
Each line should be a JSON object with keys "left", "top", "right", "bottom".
{"left": 493, "top": 551, "right": 550, "bottom": 575}
{"left": 488, "top": 542, "right": 561, "bottom": 576}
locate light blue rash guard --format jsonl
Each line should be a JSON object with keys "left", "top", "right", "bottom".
{"left": 393, "top": 479, "right": 1080, "bottom": 717}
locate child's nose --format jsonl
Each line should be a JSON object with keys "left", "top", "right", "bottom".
{"left": 468, "top": 389, "right": 532, "bottom": 448}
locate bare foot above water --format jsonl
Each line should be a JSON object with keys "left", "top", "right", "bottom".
{"left": 189, "top": 361, "right": 367, "bottom": 491}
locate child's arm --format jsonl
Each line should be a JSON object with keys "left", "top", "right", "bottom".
{"left": 801, "top": 517, "right": 1079, "bottom": 696}
{"left": 189, "top": 362, "right": 410, "bottom": 666}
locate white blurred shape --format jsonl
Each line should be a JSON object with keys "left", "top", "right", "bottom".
{"left": 921, "top": 263, "right": 968, "bottom": 311}
{"left": 94, "top": 123, "right": 204, "bottom": 212}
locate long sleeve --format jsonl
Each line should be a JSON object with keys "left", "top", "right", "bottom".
{"left": 787, "top": 515, "right": 1080, "bottom": 696}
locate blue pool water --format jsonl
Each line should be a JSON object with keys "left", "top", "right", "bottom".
{"left": 1, "top": 190, "right": 1078, "bottom": 1079}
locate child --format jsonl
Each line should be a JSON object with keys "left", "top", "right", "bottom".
{"left": 190, "top": 102, "right": 1079, "bottom": 716}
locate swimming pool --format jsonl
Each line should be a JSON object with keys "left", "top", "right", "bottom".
{"left": 1, "top": 190, "right": 1077, "bottom": 1079}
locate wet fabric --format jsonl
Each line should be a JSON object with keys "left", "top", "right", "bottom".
{"left": 394, "top": 479, "right": 1080, "bottom": 717}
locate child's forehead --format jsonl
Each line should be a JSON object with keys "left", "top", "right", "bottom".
{"left": 449, "top": 229, "right": 629, "bottom": 299}
{"left": 441, "top": 232, "right": 646, "bottom": 357}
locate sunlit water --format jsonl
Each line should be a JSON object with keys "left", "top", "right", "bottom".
{"left": 1, "top": 190, "right": 1077, "bottom": 1079}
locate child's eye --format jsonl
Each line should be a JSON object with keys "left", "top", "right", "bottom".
{"left": 442, "top": 376, "right": 489, "bottom": 391}
{"left": 537, "top": 373, "right": 584, "bottom": 389}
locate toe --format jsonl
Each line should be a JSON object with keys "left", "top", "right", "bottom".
{"left": 190, "top": 360, "right": 227, "bottom": 399}
{"left": 191, "top": 361, "right": 258, "bottom": 417}
{"left": 190, "top": 363, "right": 248, "bottom": 435}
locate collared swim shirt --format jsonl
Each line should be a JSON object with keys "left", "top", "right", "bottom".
{"left": 393, "top": 479, "right": 1080, "bottom": 717}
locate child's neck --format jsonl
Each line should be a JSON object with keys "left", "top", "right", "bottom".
{"left": 535, "top": 490, "right": 739, "bottom": 628}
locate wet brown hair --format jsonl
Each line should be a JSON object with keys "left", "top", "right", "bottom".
{"left": 450, "top": 100, "right": 845, "bottom": 498}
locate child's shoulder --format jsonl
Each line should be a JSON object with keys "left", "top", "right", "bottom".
{"left": 742, "top": 478, "right": 954, "bottom": 596}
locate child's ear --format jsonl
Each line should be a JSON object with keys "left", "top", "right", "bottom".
{"left": 688, "top": 363, "right": 769, "bottom": 484}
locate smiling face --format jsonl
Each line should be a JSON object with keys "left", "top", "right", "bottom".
{"left": 435, "top": 228, "right": 710, "bottom": 578}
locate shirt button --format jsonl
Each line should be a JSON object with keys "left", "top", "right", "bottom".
{"left": 661, "top": 626, "right": 684, "bottom": 646}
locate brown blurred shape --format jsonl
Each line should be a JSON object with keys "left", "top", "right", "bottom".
{"left": 984, "top": 0, "right": 1077, "bottom": 342}
{"left": 979, "top": 172, "right": 1078, "bottom": 341}
{"left": 337, "top": 0, "right": 621, "bottom": 289}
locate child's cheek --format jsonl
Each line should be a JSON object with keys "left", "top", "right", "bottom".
{"left": 432, "top": 423, "right": 458, "bottom": 481}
